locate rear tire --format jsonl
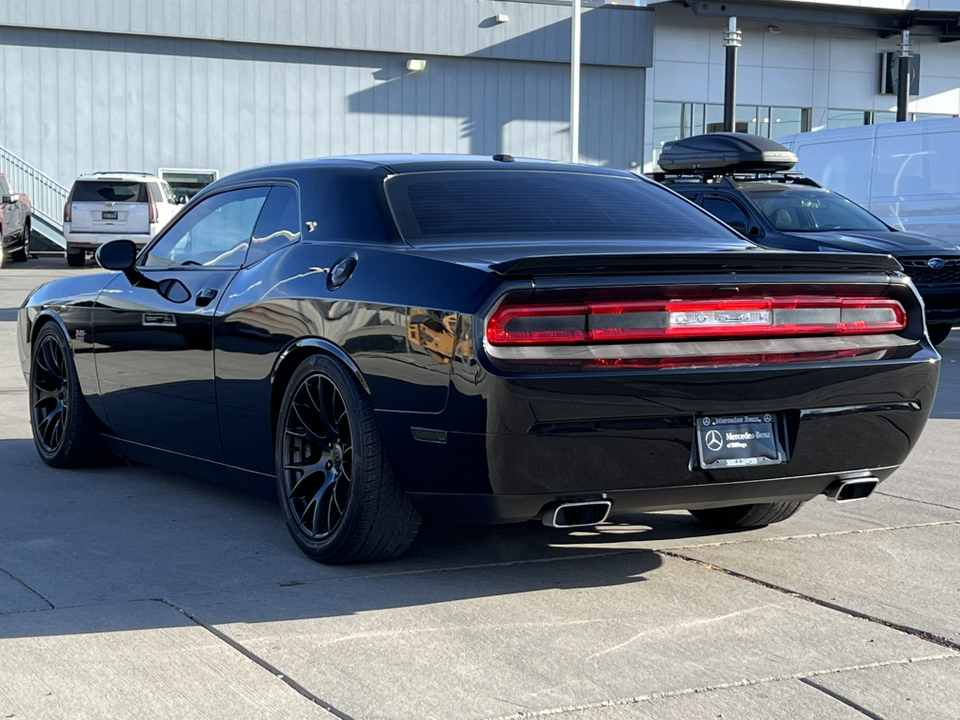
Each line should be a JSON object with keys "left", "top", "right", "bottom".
{"left": 30, "top": 323, "right": 112, "bottom": 468}
{"left": 66, "top": 248, "right": 85, "bottom": 267}
{"left": 10, "top": 223, "right": 28, "bottom": 262}
{"left": 928, "top": 324, "right": 952, "bottom": 346}
{"left": 276, "top": 354, "right": 421, "bottom": 564}
{"left": 688, "top": 501, "right": 803, "bottom": 529}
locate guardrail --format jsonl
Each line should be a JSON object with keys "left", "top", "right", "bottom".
{"left": 0, "top": 145, "right": 67, "bottom": 248}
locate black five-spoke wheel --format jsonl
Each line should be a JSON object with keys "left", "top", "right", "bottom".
{"left": 30, "top": 323, "right": 110, "bottom": 467}
{"left": 282, "top": 371, "right": 354, "bottom": 540}
{"left": 276, "top": 354, "right": 420, "bottom": 564}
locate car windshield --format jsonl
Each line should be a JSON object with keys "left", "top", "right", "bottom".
{"left": 385, "top": 170, "right": 739, "bottom": 243}
{"left": 72, "top": 181, "right": 148, "bottom": 203}
{"left": 746, "top": 189, "right": 889, "bottom": 233}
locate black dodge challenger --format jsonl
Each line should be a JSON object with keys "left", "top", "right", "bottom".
{"left": 17, "top": 155, "right": 939, "bottom": 563}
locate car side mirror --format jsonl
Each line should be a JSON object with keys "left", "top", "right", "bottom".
{"left": 177, "top": 195, "right": 188, "bottom": 205}
{"left": 96, "top": 239, "right": 138, "bottom": 271}
{"left": 2, "top": 194, "right": 16, "bottom": 203}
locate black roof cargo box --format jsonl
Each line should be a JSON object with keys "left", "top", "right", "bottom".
{"left": 658, "top": 133, "right": 798, "bottom": 175}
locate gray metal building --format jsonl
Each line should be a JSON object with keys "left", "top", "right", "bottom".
{"left": 0, "top": 0, "right": 654, "bottom": 245}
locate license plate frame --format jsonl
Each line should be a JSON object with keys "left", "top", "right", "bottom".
{"left": 101, "top": 210, "right": 118, "bottom": 220}
{"left": 696, "top": 413, "right": 786, "bottom": 470}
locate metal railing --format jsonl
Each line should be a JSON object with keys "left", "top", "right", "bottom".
{"left": 0, "top": 144, "right": 67, "bottom": 247}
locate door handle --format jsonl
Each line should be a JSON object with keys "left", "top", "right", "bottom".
{"left": 196, "top": 288, "right": 219, "bottom": 307}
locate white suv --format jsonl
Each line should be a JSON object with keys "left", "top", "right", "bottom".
{"left": 62, "top": 172, "right": 183, "bottom": 267}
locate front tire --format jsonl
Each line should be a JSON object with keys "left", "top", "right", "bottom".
{"left": 688, "top": 501, "right": 803, "bottom": 529}
{"left": 30, "top": 323, "right": 111, "bottom": 467}
{"left": 10, "top": 222, "right": 29, "bottom": 262}
{"left": 276, "top": 354, "right": 420, "bottom": 564}
{"left": 928, "top": 324, "right": 952, "bottom": 346}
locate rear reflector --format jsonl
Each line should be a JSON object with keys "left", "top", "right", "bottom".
{"left": 486, "top": 296, "right": 906, "bottom": 346}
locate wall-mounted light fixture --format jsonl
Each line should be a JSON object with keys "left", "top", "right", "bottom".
{"left": 494, "top": 13, "right": 509, "bottom": 24}
{"left": 406, "top": 59, "right": 427, "bottom": 72}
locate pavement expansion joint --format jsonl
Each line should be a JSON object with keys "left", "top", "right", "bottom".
{"left": 799, "top": 677, "right": 886, "bottom": 720}
{"left": 657, "top": 549, "right": 960, "bottom": 653}
{"left": 154, "top": 597, "right": 359, "bottom": 720}
{"left": 484, "top": 656, "right": 955, "bottom": 720}
{"left": 666, "top": 519, "right": 960, "bottom": 551}
{"left": 0, "top": 565, "right": 54, "bottom": 612}
{"left": 875, "top": 490, "right": 960, "bottom": 512}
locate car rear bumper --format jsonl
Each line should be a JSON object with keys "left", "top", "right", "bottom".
{"left": 377, "top": 347, "right": 939, "bottom": 523}
{"left": 407, "top": 467, "right": 898, "bottom": 526}
{"left": 64, "top": 230, "right": 157, "bottom": 249}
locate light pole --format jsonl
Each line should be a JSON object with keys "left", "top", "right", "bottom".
{"left": 896, "top": 30, "right": 912, "bottom": 122}
{"left": 723, "top": 17, "right": 741, "bottom": 133}
{"left": 570, "top": 0, "right": 582, "bottom": 162}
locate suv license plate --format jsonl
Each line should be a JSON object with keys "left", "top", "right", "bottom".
{"left": 102, "top": 211, "right": 118, "bottom": 220}
{"left": 697, "top": 413, "right": 785, "bottom": 469}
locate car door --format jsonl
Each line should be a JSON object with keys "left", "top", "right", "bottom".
{"left": 94, "top": 186, "right": 270, "bottom": 461}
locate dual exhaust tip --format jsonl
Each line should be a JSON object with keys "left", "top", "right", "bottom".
{"left": 541, "top": 476, "right": 879, "bottom": 528}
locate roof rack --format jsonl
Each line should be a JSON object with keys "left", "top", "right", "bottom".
{"left": 91, "top": 171, "right": 154, "bottom": 177}
{"left": 657, "top": 133, "right": 798, "bottom": 175}
{"left": 651, "top": 172, "right": 823, "bottom": 189}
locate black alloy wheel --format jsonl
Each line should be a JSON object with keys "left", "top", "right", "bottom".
{"left": 282, "top": 371, "right": 354, "bottom": 541}
{"left": 30, "top": 323, "right": 111, "bottom": 467}
{"left": 32, "top": 332, "right": 69, "bottom": 454}
{"left": 276, "top": 354, "right": 420, "bottom": 564}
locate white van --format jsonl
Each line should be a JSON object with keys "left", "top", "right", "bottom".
{"left": 778, "top": 118, "right": 960, "bottom": 243}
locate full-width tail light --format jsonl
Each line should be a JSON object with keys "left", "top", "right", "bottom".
{"left": 486, "top": 296, "right": 907, "bottom": 346}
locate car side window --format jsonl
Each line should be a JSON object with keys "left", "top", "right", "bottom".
{"left": 246, "top": 186, "right": 301, "bottom": 266}
{"left": 143, "top": 187, "right": 269, "bottom": 268}
{"left": 0, "top": 177, "right": 11, "bottom": 195}
{"left": 702, "top": 196, "right": 751, "bottom": 233}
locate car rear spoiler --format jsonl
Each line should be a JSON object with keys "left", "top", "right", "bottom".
{"left": 489, "top": 251, "right": 903, "bottom": 278}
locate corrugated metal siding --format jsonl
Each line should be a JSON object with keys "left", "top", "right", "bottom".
{"left": 2, "top": 0, "right": 654, "bottom": 68}
{"left": 0, "top": 25, "right": 646, "bottom": 186}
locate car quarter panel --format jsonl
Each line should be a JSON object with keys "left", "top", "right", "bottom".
{"left": 213, "top": 241, "right": 500, "bottom": 474}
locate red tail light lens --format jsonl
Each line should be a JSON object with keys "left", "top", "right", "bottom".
{"left": 486, "top": 296, "right": 906, "bottom": 346}
{"left": 63, "top": 203, "right": 71, "bottom": 223}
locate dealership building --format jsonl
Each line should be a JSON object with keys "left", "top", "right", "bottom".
{"left": 0, "top": 0, "right": 957, "bottom": 246}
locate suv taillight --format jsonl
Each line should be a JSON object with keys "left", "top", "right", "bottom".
{"left": 146, "top": 184, "right": 158, "bottom": 224}
{"left": 63, "top": 203, "right": 71, "bottom": 223}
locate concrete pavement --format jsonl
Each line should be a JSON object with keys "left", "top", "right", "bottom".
{"left": 1, "top": 257, "right": 958, "bottom": 719}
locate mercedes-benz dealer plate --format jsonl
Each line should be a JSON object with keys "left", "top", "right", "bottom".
{"left": 696, "top": 413, "right": 785, "bottom": 470}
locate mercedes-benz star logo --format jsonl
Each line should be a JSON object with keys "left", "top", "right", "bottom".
{"left": 705, "top": 429, "right": 724, "bottom": 453}
{"left": 928, "top": 257, "right": 946, "bottom": 270}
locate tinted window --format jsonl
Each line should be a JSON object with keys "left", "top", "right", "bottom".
{"left": 144, "top": 187, "right": 269, "bottom": 268}
{"left": 385, "top": 170, "right": 733, "bottom": 242}
{"left": 702, "top": 197, "right": 750, "bottom": 230}
{"left": 746, "top": 190, "right": 888, "bottom": 232}
{"left": 72, "top": 181, "right": 148, "bottom": 203}
{"left": 247, "top": 186, "right": 301, "bottom": 265}
{"left": 0, "top": 177, "right": 11, "bottom": 195}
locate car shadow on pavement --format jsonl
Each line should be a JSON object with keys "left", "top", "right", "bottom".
{"left": 0, "top": 434, "right": 773, "bottom": 637}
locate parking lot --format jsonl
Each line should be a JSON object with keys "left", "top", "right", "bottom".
{"left": 1, "top": 257, "right": 958, "bottom": 720}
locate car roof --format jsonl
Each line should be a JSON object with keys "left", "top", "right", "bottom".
{"left": 220, "top": 154, "right": 634, "bottom": 180}
{"left": 73, "top": 172, "right": 162, "bottom": 182}
{"left": 731, "top": 181, "right": 832, "bottom": 195}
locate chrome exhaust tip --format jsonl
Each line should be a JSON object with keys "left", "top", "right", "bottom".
{"left": 542, "top": 500, "right": 613, "bottom": 528}
{"left": 825, "top": 476, "right": 880, "bottom": 503}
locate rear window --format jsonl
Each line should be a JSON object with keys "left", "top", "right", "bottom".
{"left": 384, "top": 170, "right": 734, "bottom": 242}
{"left": 71, "top": 181, "right": 148, "bottom": 203}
